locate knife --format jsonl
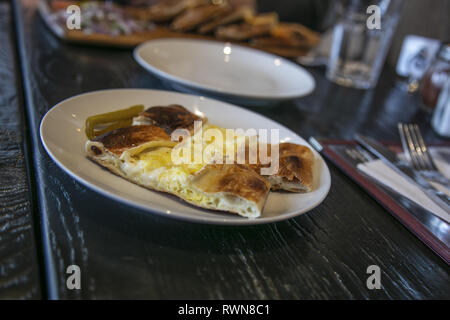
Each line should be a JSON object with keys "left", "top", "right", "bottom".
{"left": 355, "top": 134, "right": 450, "bottom": 214}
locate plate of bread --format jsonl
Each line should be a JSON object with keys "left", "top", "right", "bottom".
{"left": 40, "top": 89, "right": 330, "bottom": 225}
{"left": 40, "top": 0, "right": 320, "bottom": 58}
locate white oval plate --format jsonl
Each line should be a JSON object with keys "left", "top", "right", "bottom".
{"left": 40, "top": 89, "right": 330, "bottom": 225}
{"left": 134, "top": 39, "right": 315, "bottom": 105}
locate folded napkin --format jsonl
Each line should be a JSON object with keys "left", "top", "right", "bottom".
{"left": 357, "top": 148, "right": 450, "bottom": 223}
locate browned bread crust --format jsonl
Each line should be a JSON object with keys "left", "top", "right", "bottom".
{"left": 248, "top": 23, "right": 319, "bottom": 58}
{"left": 171, "top": 3, "right": 231, "bottom": 32}
{"left": 244, "top": 12, "right": 278, "bottom": 26}
{"left": 215, "top": 23, "right": 273, "bottom": 41}
{"left": 198, "top": 6, "right": 254, "bottom": 34}
{"left": 136, "top": 104, "right": 204, "bottom": 134}
{"left": 273, "top": 143, "right": 314, "bottom": 192}
{"left": 246, "top": 142, "right": 314, "bottom": 192}
{"left": 135, "top": 0, "right": 209, "bottom": 22}
{"left": 270, "top": 23, "right": 320, "bottom": 47}
{"left": 192, "top": 163, "right": 271, "bottom": 211}
{"left": 90, "top": 125, "right": 171, "bottom": 156}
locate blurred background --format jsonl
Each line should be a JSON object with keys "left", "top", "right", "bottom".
{"left": 257, "top": 0, "right": 449, "bottom": 66}
{"left": 112, "top": 0, "right": 449, "bottom": 70}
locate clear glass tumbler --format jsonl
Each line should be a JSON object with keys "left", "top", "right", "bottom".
{"left": 326, "top": 0, "right": 404, "bottom": 89}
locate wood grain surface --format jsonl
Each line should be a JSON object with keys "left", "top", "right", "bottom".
{"left": 0, "top": 1, "right": 41, "bottom": 299}
{"left": 12, "top": 0, "right": 450, "bottom": 299}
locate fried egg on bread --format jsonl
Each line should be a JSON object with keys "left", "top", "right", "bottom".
{"left": 86, "top": 124, "right": 270, "bottom": 218}
{"left": 86, "top": 105, "right": 314, "bottom": 218}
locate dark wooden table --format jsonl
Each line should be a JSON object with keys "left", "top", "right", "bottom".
{"left": 0, "top": 0, "right": 41, "bottom": 299}
{"left": 3, "top": 0, "right": 449, "bottom": 299}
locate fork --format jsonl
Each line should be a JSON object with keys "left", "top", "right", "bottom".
{"left": 398, "top": 123, "right": 450, "bottom": 188}
{"left": 398, "top": 123, "right": 450, "bottom": 213}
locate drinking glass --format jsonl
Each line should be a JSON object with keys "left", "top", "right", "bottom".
{"left": 432, "top": 77, "right": 450, "bottom": 138}
{"left": 326, "top": 0, "right": 404, "bottom": 89}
